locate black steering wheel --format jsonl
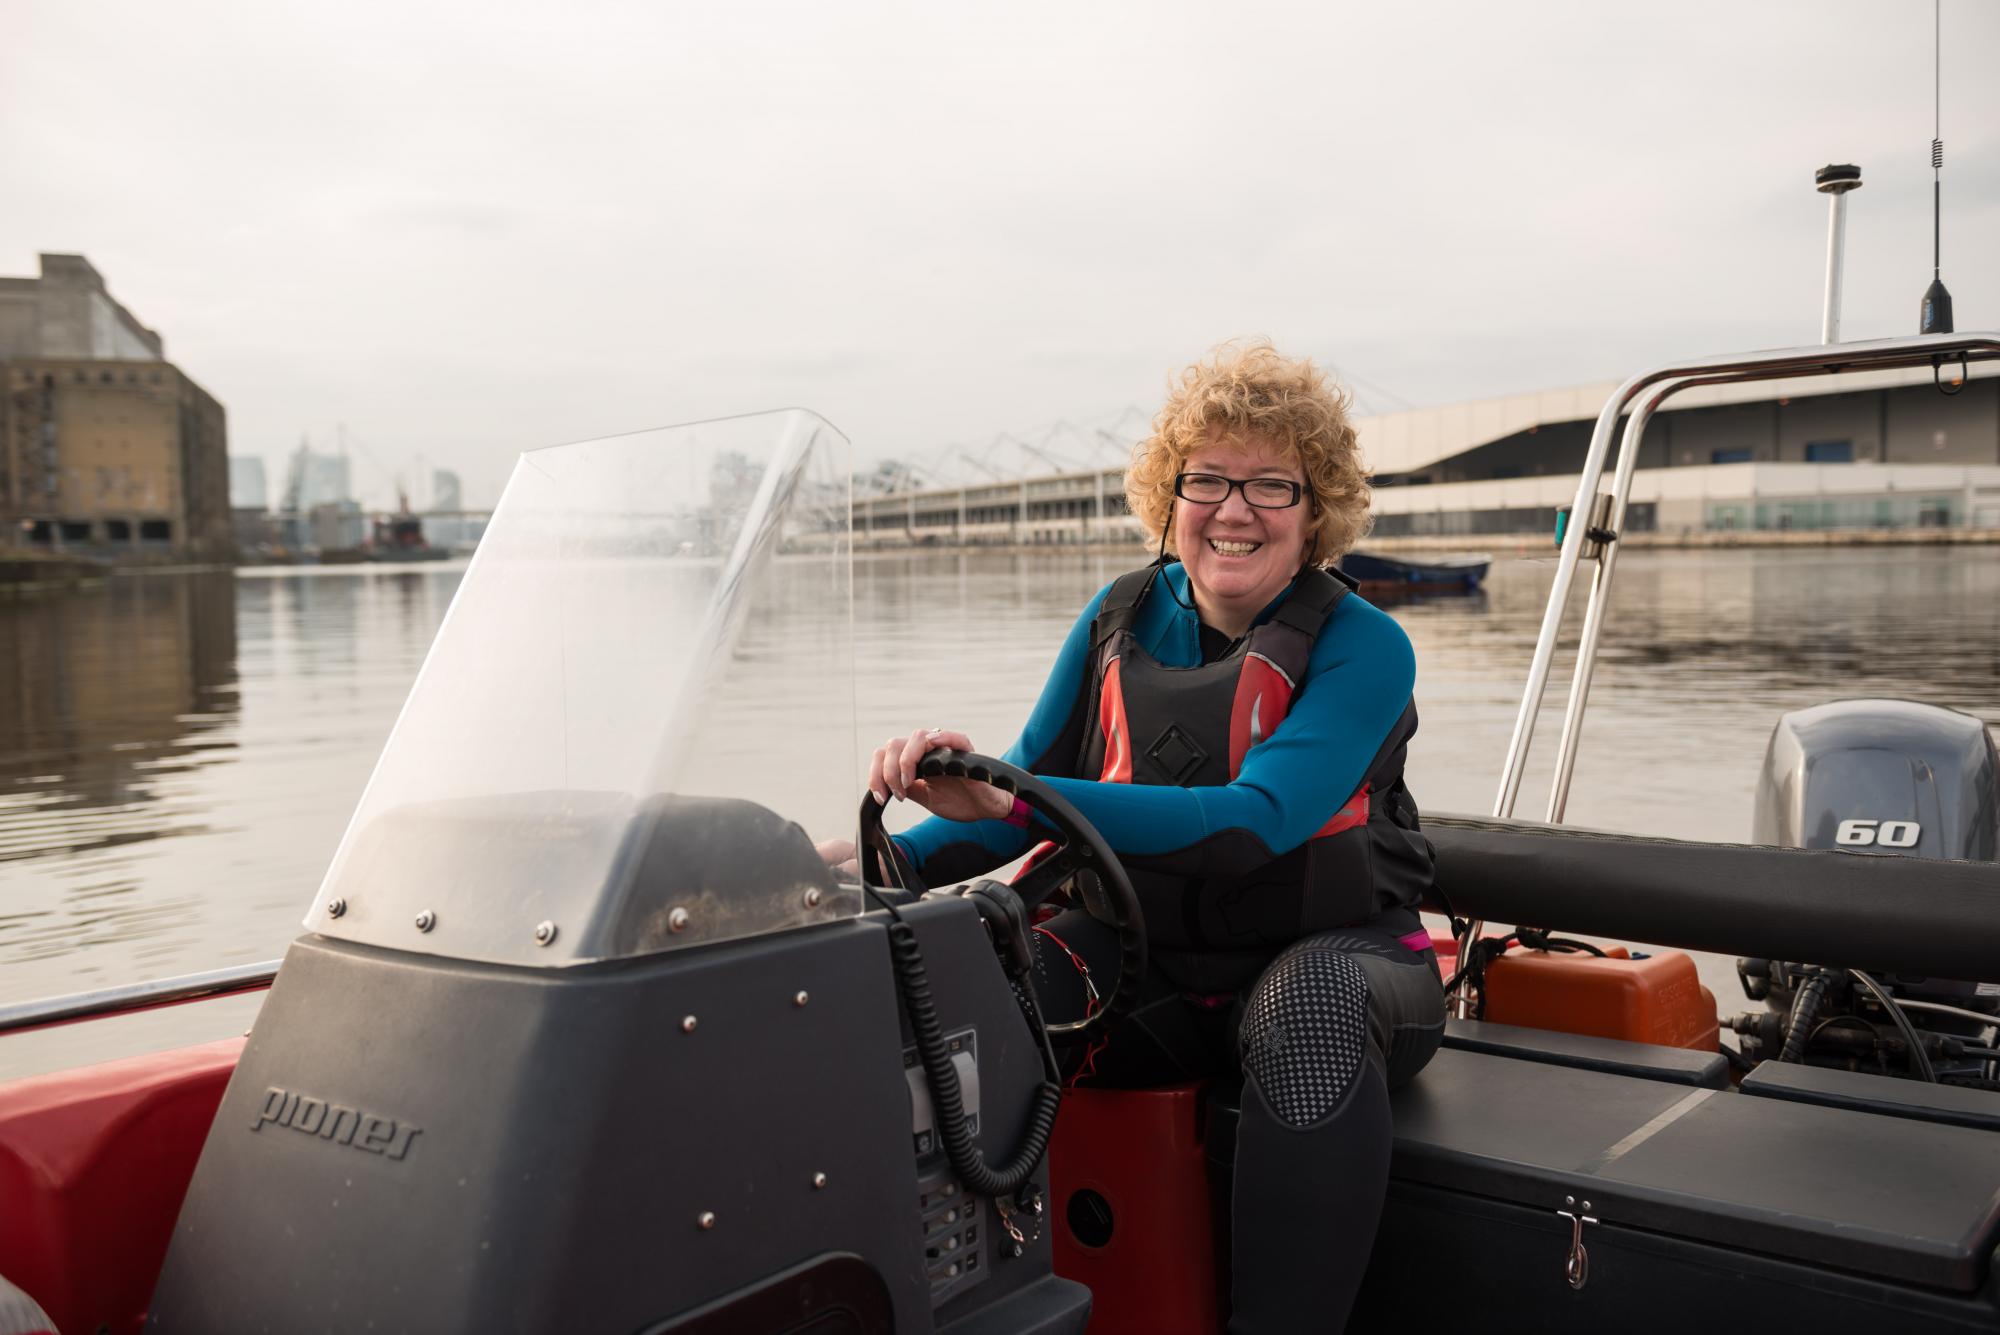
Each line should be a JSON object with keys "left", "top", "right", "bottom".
{"left": 856, "top": 749, "right": 1146, "bottom": 1041}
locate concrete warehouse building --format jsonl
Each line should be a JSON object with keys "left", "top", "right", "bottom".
{"left": 852, "top": 363, "right": 2000, "bottom": 548}
{"left": 0, "top": 253, "right": 230, "bottom": 561}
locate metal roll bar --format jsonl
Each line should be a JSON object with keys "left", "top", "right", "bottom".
{"left": 0, "top": 959, "right": 281, "bottom": 1037}
{"left": 1455, "top": 330, "right": 2000, "bottom": 1014}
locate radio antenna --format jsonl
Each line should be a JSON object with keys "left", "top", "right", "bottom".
{"left": 1920, "top": 0, "right": 1954, "bottom": 334}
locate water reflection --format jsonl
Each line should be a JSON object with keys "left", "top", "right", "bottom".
{"left": 0, "top": 572, "right": 237, "bottom": 824}
{"left": 1604, "top": 551, "right": 2000, "bottom": 706}
{"left": 0, "top": 566, "right": 463, "bottom": 1008}
{"left": 0, "top": 574, "right": 236, "bottom": 1044}
{"left": 1, "top": 548, "right": 1994, "bottom": 1023}
{"left": 1399, "top": 547, "right": 2000, "bottom": 833}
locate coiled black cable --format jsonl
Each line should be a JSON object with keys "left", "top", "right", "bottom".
{"left": 1779, "top": 968, "right": 1832, "bottom": 1064}
{"left": 885, "top": 915, "right": 1063, "bottom": 1198}
{"left": 1441, "top": 934, "right": 1513, "bottom": 1017}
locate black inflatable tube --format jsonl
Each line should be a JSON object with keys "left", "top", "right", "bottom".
{"left": 1425, "top": 815, "right": 2000, "bottom": 981}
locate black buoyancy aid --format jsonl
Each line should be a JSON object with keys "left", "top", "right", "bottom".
{"left": 1075, "top": 565, "right": 1433, "bottom": 985}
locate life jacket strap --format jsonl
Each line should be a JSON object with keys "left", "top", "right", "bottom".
{"left": 1091, "top": 565, "right": 1164, "bottom": 644}
{"left": 1266, "top": 566, "right": 1349, "bottom": 640}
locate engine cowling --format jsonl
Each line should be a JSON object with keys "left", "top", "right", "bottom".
{"left": 1752, "top": 698, "right": 1998, "bottom": 862}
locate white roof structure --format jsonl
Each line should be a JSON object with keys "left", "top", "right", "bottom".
{"left": 1356, "top": 359, "right": 2000, "bottom": 477}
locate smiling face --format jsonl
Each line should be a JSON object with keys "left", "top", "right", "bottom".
{"left": 1170, "top": 431, "right": 1314, "bottom": 638}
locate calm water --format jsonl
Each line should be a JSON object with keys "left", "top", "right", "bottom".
{"left": 3, "top": 548, "right": 1997, "bottom": 1073}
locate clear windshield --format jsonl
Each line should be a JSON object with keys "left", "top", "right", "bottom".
{"left": 309, "top": 410, "right": 856, "bottom": 967}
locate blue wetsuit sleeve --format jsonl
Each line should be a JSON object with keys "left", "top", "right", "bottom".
{"left": 1036, "top": 596, "right": 1415, "bottom": 874}
{"left": 888, "top": 581, "right": 1113, "bottom": 882}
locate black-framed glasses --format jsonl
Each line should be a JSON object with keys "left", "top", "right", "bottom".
{"left": 1173, "top": 472, "right": 1305, "bottom": 509}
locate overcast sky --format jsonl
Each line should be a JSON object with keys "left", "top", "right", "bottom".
{"left": 5, "top": 0, "right": 1997, "bottom": 507}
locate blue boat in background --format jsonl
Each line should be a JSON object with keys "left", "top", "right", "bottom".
{"left": 1340, "top": 549, "right": 1491, "bottom": 596}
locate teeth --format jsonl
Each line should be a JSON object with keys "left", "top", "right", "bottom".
{"left": 1209, "top": 540, "right": 1259, "bottom": 555}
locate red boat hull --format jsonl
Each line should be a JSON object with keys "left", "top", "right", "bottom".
{"left": 0, "top": 1039, "right": 241, "bottom": 1335}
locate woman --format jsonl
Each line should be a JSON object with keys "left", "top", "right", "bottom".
{"left": 847, "top": 342, "right": 1443, "bottom": 1332}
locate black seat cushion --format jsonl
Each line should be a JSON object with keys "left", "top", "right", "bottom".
{"left": 1741, "top": 1059, "right": 2000, "bottom": 1132}
{"left": 1443, "top": 1018, "right": 1727, "bottom": 1087}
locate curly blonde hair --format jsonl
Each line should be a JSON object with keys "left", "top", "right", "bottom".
{"left": 1126, "top": 341, "right": 1371, "bottom": 565}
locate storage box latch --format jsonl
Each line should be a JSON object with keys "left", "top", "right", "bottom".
{"left": 1556, "top": 1196, "right": 1597, "bottom": 1290}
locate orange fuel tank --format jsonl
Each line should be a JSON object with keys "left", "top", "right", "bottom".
{"left": 1483, "top": 946, "right": 1719, "bottom": 1051}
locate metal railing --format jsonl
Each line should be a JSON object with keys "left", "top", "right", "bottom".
{"left": 1454, "top": 330, "right": 2000, "bottom": 1014}
{"left": 0, "top": 959, "right": 281, "bottom": 1036}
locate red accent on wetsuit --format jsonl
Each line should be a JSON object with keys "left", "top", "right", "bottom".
{"left": 1225, "top": 649, "right": 1368, "bottom": 837}
{"left": 1315, "top": 784, "right": 1371, "bottom": 837}
{"left": 1227, "top": 653, "right": 1296, "bottom": 778}
{"left": 1096, "top": 656, "right": 1133, "bottom": 783}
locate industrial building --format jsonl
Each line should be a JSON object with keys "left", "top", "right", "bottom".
{"left": 0, "top": 254, "right": 231, "bottom": 561}
{"left": 852, "top": 363, "right": 2000, "bottom": 548}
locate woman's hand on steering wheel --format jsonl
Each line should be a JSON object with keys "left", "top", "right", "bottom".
{"left": 855, "top": 750, "right": 1148, "bottom": 1043}
{"left": 869, "top": 727, "right": 1011, "bottom": 823}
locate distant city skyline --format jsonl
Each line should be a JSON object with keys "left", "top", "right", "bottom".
{"left": 225, "top": 447, "right": 469, "bottom": 515}
{"left": 228, "top": 456, "right": 266, "bottom": 511}
{"left": 282, "top": 441, "right": 352, "bottom": 514}
{"left": 6, "top": 0, "right": 1997, "bottom": 509}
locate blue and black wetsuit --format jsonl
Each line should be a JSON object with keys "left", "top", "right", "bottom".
{"left": 898, "top": 562, "right": 1446, "bottom": 1332}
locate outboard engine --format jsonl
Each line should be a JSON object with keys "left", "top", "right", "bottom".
{"left": 1732, "top": 699, "right": 2000, "bottom": 1085}
{"left": 1751, "top": 698, "right": 1998, "bottom": 859}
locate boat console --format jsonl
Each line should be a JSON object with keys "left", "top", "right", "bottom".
{"left": 149, "top": 849, "right": 1088, "bottom": 1331}
{"left": 143, "top": 414, "right": 1095, "bottom": 1333}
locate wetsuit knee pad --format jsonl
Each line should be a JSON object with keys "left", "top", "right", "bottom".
{"left": 1238, "top": 938, "right": 1372, "bottom": 1129}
